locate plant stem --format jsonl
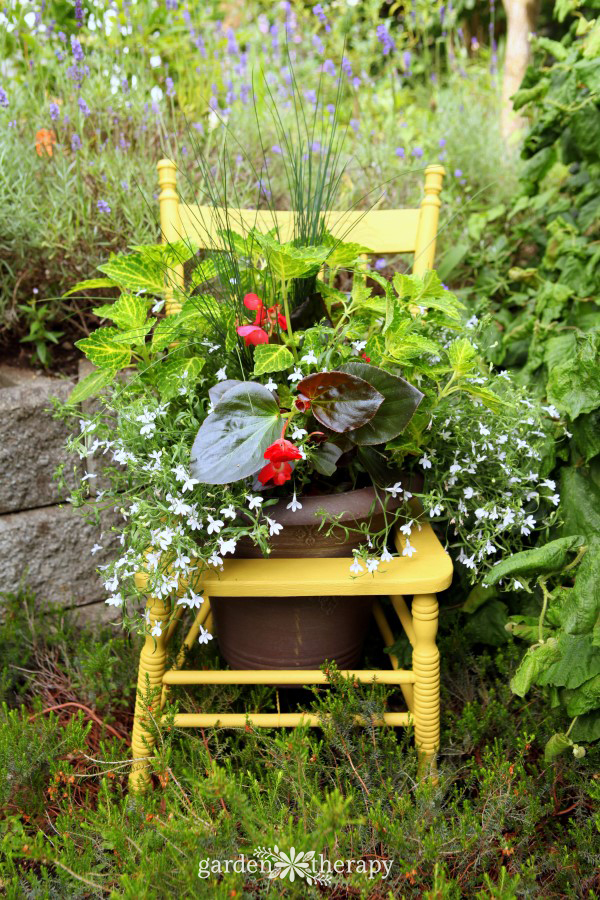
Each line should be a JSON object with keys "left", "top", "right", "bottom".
{"left": 537, "top": 578, "right": 551, "bottom": 643}
{"left": 281, "top": 279, "right": 298, "bottom": 362}
{"left": 565, "top": 716, "right": 578, "bottom": 738}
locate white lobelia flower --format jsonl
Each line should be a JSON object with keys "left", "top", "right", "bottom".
{"left": 173, "top": 464, "right": 187, "bottom": 482}
{"left": 288, "top": 367, "right": 303, "bottom": 382}
{"left": 366, "top": 558, "right": 380, "bottom": 574}
{"left": 402, "top": 540, "right": 417, "bottom": 559}
{"left": 156, "top": 527, "right": 175, "bottom": 550}
{"left": 380, "top": 547, "right": 393, "bottom": 563}
{"left": 549, "top": 493, "right": 560, "bottom": 506}
{"left": 180, "top": 474, "right": 199, "bottom": 492}
{"left": 221, "top": 505, "right": 236, "bottom": 519}
{"left": 146, "top": 550, "right": 161, "bottom": 571}
{"left": 513, "top": 580, "right": 524, "bottom": 590}
{"left": 462, "top": 555, "right": 476, "bottom": 570}
{"left": 541, "top": 478, "right": 556, "bottom": 490}
{"left": 385, "top": 481, "right": 403, "bottom": 499}
{"left": 430, "top": 504, "right": 443, "bottom": 517}
{"left": 218, "top": 537, "right": 237, "bottom": 555}
{"left": 151, "top": 621, "right": 162, "bottom": 637}
{"left": 139, "top": 420, "right": 156, "bottom": 437}
{"left": 400, "top": 521, "right": 412, "bottom": 536}
{"left": 216, "top": 367, "right": 228, "bottom": 381}
{"left": 198, "top": 626, "right": 213, "bottom": 645}
{"left": 349, "top": 557, "right": 364, "bottom": 574}
{"left": 173, "top": 554, "right": 191, "bottom": 570}
{"left": 290, "top": 427, "right": 308, "bottom": 440}
{"left": 464, "top": 487, "right": 475, "bottom": 499}
{"left": 177, "top": 589, "right": 203, "bottom": 609}
{"left": 187, "top": 513, "right": 202, "bottom": 531}
{"left": 104, "top": 575, "right": 119, "bottom": 593}
{"left": 521, "top": 515, "right": 536, "bottom": 536}
{"left": 301, "top": 349, "right": 318, "bottom": 365}
{"left": 266, "top": 517, "right": 283, "bottom": 537}
{"left": 246, "top": 495, "right": 263, "bottom": 511}
{"left": 105, "top": 593, "right": 123, "bottom": 607}
{"left": 206, "top": 514, "right": 224, "bottom": 535}
{"left": 351, "top": 340, "right": 367, "bottom": 355}
{"left": 265, "top": 378, "right": 277, "bottom": 391}
{"left": 208, "top": 552, "right": 223, "bottom": 567}
{"left": 419, "top": 454, "right": 432, "bottom": 470}
{"left": 286, "top": 492, "right": 302, "bottom": 513}
{"left": 90, "top": 543, "right": 103, "bottom": 555}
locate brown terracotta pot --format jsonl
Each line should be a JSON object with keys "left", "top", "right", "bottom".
{"left": 210, "top": 479, "right": 421, "bottom": 671}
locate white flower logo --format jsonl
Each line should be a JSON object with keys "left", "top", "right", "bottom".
{"left": 254, "top": 846, "right": 330, "bottom": 886}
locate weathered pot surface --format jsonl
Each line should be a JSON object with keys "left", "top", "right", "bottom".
{"left": 211, "top": 478, "right": 421, "bottom": 672}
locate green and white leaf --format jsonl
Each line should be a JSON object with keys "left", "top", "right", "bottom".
{"left": 93, "top": 293, "right": 153, "bottom": 331}
{"left": 154, "top": 356, "right": 205, "bottom": 401}
{"left": 253, "top": 344, "right": 295, "bottom": 377}
{"left": 253, "top": 231, "right": 329, "bottom": 281}
{"left": 67, "top": 368, "right": 113, "bottom": 405}
{"left": 63, "top": 277, "right": 116, "bottom": 297}
{"left": 98, "top": 252, "right": 166, "bottom": 295}
{"left": 75, "top": 328, "right": 132, "bottom": 373}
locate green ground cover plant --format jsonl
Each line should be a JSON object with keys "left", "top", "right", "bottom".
{"left": 0, "top": 589, "right": 598, "bottom": 897}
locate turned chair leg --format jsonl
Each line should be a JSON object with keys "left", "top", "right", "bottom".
{"left": 412, "top": 593, "right": 440, "bottom": 780}
{"left": 129, "top": 593, "right": 172, "bottom": 794}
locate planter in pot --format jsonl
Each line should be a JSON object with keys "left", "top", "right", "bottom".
{"left": 210, "top": 479, "right": 421, "bottom": 671}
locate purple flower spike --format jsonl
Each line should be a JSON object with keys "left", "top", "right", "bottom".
{"left": 395, "top": 147, "right": 405, "bottom": 158}
{"left": 49, "top": 102, "right": 60, "bottom": 120}
{"left": 0, "top": 87, "right": 8, "bottom": 108}
{"left": 374, "top": 258, "right": 386, "bottom": 271}
{"left": 165, "top": 77, "right": 175, "bottom": 97}
{"left": 323, "top": 59, "right": 336, "bottom": 77}
{"left": 376, "top": 25, "right": 395, "bottom": 56}
{"left": 78, "top": 97, "right": 91, "bottom": 117}
{"left": 412, "top": 147, "right": 424, "bottom": 158}
{"left": 70, "top": 35, "right": 85, "bottom": 62}
{"left": 97, "top": 200, "right": 111, "bottom": 214}
{"left": 313, "top": 4, "right": 331, "bottom": 32}
{"left": 71, "top": 133, "right": 82, "bottom": 151}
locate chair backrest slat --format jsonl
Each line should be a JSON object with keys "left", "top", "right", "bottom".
{"left": 157, "top": 159, "right": 445, "bottom": 316}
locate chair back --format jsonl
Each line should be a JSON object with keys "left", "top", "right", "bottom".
{"left": 156, "top": 159, "right": 445, "bottom": 315}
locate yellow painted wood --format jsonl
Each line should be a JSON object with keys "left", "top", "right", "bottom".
{"left": 178, "top": 204, "right": 423, "bottom": 254}
{"left": 167, "top": 712, "right": 410, "bottom": 728}
{"left": 157, "top": 159, "right": 184, "bottom": 315}
{"left": 156, "top": 159, "right": 445, "bottom": 314}
{"left": 162, "top": 668, "right": 416, "bottom": 685}
{"left": 413, "top": 164, "right": 445, "bottom": 276}
{"left": 412, "top": 593, "right": 440, "bottom": 779}
{"left": 129, "top": 165, "right": 448, "bottom": 790}
{"left": 129, "top": 592, "right": 171, "bottom": 793}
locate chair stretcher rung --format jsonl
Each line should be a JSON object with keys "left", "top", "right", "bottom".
{"left": 162, "top": 669, "right": 416, "bottom": 685}
{"left": 167, "top": 712, "right": 411, "bottom": 728}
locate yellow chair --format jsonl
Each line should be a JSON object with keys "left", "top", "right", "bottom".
{"left": 129, "top": 160, "right": 450, "bottom": 792}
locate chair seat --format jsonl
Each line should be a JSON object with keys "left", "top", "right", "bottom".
{"left": 198, "top": 523, "right": 452, "bottom": 597}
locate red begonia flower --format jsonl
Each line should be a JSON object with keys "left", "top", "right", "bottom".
{"left": 258, "top": 460, "right": 293, "bottom": 486}
{"left": 243, "top": 293, "right": 262, "bottom": 310}
{"left": 277, "top": 313, "right": 288, "bottom": 329}
{"left": 263, "top": 438, "right": 303, "bottom": 463}
{"left": 295, "top": 394, "right": 311, "bottom": 412}
{"left": 236, "top": 324, "right": 269, "bottom": 346}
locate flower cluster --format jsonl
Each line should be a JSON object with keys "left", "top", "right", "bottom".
{"left": 236, "top": 293, "right": 287, "bottom": 346}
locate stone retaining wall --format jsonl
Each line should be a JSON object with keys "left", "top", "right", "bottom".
{"left": 0, "top": 364, "right": 118, "bottom": 622}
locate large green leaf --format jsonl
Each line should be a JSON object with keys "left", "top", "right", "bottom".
{"left": 252, "top": 231, "right": 329, "bottom": 281}
{"left": 546, "top": 334, "right": 600, "bottom": 420}
{"left": 296, "top": 371, "right": 383, "bottom": 434}
{"left": 562, "top": 539, "right": 600, "bottom": 634}
{"left": 463, "top": 599, "right": 510, "bottom": 646}
{"left": 151, "top": 304, "right": 204, "bottom": 353}
{"left": 538, "top": 633, "right": 600, "bottom": 689}
{"left": 98, "top": 252, "right": 165, "bottom": 295}
{"left": 339, "top": 361, "right": 423, "bottom": 445}
{"left": 510, "top": 641, "right": 562, "bottom": 697}
{"left": 130, "top": 239, "right": 198, "bottom": 267}
{"left": 312, "top": 442, "right": 343, "bottom": 477}
{"left": 560, "top": 468, "right": 600, "bottom": 539}
{"left": 93, "top": 293, "right": 152, "bottom": 331}
{"left": 67, "top": 368, "right": 113, "bottom": 405}
{"left": 253, "top": 344, "right": 295, "bottom": 377}
{"left": 190, "top": 382, "right": 281, "bottom": 484}
{"left": 486, "top": 535, "right": 585, "bottom": 586}
{"left": 392, "top": 271, "right": 464, "bottom": 319}
{"left": 323, "top": 234, "right": 372, "bottom": 269}
{"left": 564, "top": 674, "right": 600, "bottom": 717}
{"left": 75, "top": 328, "right": 132, "bottom": 373}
